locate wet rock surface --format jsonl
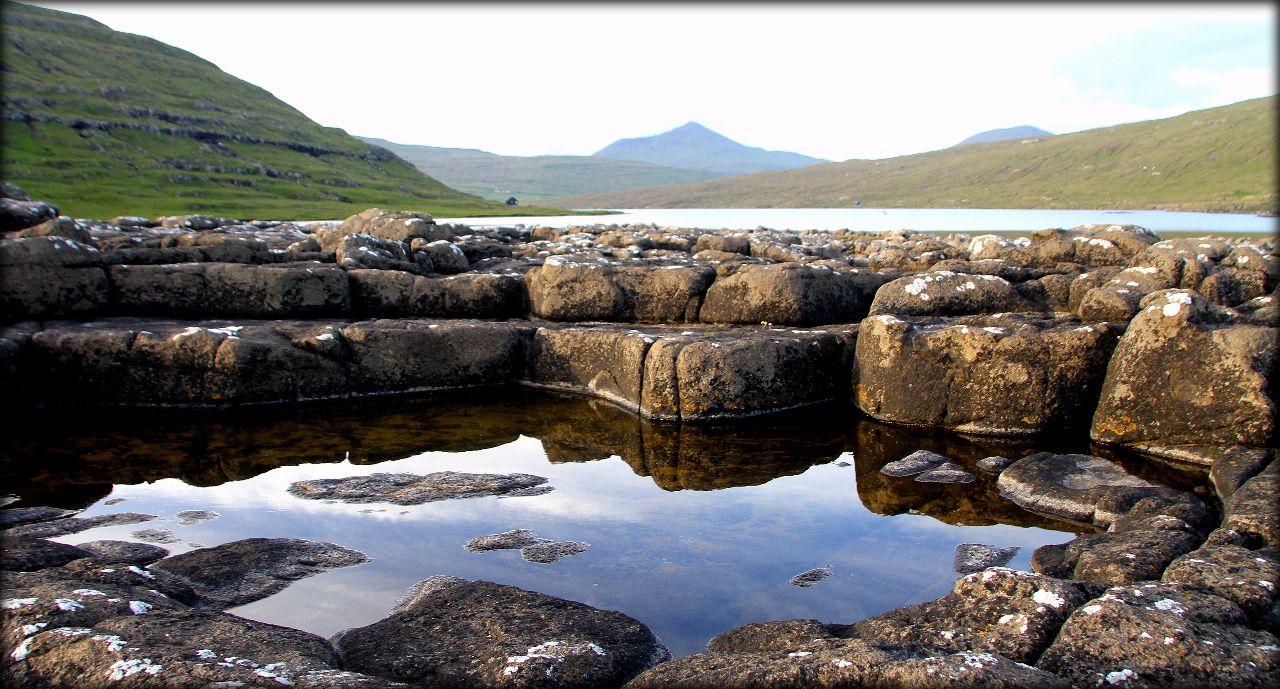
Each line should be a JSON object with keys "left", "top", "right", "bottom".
{"left": 288, "top": 471, "right": 552, "bottom": 505}
{"left": 953, "top": 544, "right": 1020, "bottom": 574}
{"left": 148, "top": 537, "right": 370, "bottom": 609}
{"left": 74, "top": 540, "right": 170, "bottom": 566}
{"left": 996, "top": 453, "right": 1159, "bottom": 525}
{"left": 465, "top": 529, "right": 591, "bottom": 564}
{"left": 4, "top": 512, "right": 157, "bottom": 539}
{"left": 333, "top": 577, "right": 670, "bottom": 689}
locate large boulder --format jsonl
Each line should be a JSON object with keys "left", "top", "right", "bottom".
{"left": 854, "top": 314, "right": 1120, "bottom": 435}
{"left": 332, "top": 577, "right": 668, "bottom": 689}
{"left": 525, "top": 325, "right": 651, "bottom": 412}
{"left": 0, "top": 182, "right": 58, "bottom": 233}
{"left": 203, "top": 262, "right": 350, "bottom": 318}
{"left": 699, "top": 263, "right": 864, "bottom": 325}
{"left": 336, "top": 208, "right": 449, "bottom": 244}
{"left": 348, "top": 270, "right": 524, "bottom": 318}
{"left": 0, "top": 236, "right": 109, "bottom": 321}
{"left": 1090, "top": 289, "right": 1277, "bottom": 462}
{"left": 343, "top": 319, "right": 528, "bottom": 394}
{"left": 526, "top": 257, "right": 713, "bottom": 323}
{"left": 868, "top": 270, "right": 1030, "bottom": 317}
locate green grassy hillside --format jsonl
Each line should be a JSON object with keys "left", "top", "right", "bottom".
{"left": 359, "top": 137, "right": 726, "bottom": 204}
{"left": 552, "top": 97, "right": 1276, "bottom": 215}
{"left": 1, "top": 2, "right": 564, "bottom": 219}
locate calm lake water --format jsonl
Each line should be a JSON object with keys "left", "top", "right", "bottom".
{"left": 2, "top": 389, "right": 1211, "bottom": 657}
{"left": 439, "top": 207, "right": 1277, "bottom": 234}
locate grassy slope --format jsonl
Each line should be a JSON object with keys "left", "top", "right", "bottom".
{"left": 1, "top": 2, "right": 569, "bottom": 219}
{"left": 359, "top": 136, "right": 726, "bottom": 203}
{"left": 551, "top": 97, "right": 1276, "bottom": 214}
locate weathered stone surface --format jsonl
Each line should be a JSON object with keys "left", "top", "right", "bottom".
{"left": 700, "top": 263, "right": 864, "bottom": 325}
{"left": 916, "top": 463, "right": 976, "bottom": 484}
{"left": 289, "top": 472, "right": 551, "bottom": 505}
{"left": 844, "top": 567, "right": 1102, "bottom": 664}
{"left": 869, "top": 270, "right": 1029, "bottom": 317}
{"left": 1211, "top": 447, "right": 1274, "bottom": 503}
{"left": 527, "top": 256, "right": 627, "bottom": 320}
{"left": 0, "top": 191, "right": 58, "bottom": 233}
{"left": 880, "top": 449, "right": 950, "bottom": 477}
{"left": 996, "top": 453, "right": 1159, "bottom": 525}
{"left": 855, "top": 315, "right": 1120, "bottom": 435}
{"left": 625, "top": 637, "right": 1071, "bottom": 689}
{"left": 0, "top": 263, "right": 109, "bottom": 321}
{"left": 465, "top": 529, "right": 589, "bottom": 564}
{"left": 1037, "top": 582, "right": 1279, "bottom": 689}
{"left": 16, "top": 216, "right": 90, "bottom": 243}
{"left": 149, "top": 537, "right": 369, "bottom": 609}
{"left": 1219, "top": 461, "right": 1280, "bottom": 549}
{"left": 1091, "top": 289, "right": 1277, "bottom": 459}
{"left": 953, "top": 544, "right": 1020, "bottom": 574}
{"left": 706, "top": 619, "right": 837, "bottom": 653}
{"left": 336, "top": 207, "right": 447, "bottom": 245}
{"left": 976, "top": 456, "right": 1014, "bottom": 474}
{"left": 1163, "top": 545, "right": 1280, "bottom": 631}
{"left": 1077, "top": 285, "right": 1143, "bottom": 323}
{"left": 204, "top": 262, "right": 350, "bottom": 318}
{"left": 4, "top": 513, "right": 157, "bottom": 539}
{"left": 334, "top": 233, "right": 415, "bottom": 272}
{"left": 693, "top": 234, "right": 751, "bottom": 256}
{"left": 0, "top": 536, "right": 93, "bottom": 571}
{"left": 107, "top": 263, "right": 209, "bottom": 315}
{"left": 333, "top": 578, "right": 669, "bottom": 689}
{"left": 343, "top": 319, "right": 526, "bottom": 394}
{"left": 0, "top": 506, "right": 79, "bottom": 528}
{"left": 613, "top": 264, "right": 715, "bottom": 323}
{"left": 526, "top": 325, "right": 651, "bottom": 411}
{"left": 1071, "top": 527, "right": 1203, "bottom": 584}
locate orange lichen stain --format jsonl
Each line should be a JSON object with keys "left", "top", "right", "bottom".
{"left": 1094, "top": 415, "right": 1139, "bottom": 437}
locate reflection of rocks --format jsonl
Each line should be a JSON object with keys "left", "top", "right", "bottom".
{"left": 789, "top": 566, "right": 832, "bottom": 588}
{"left": 288, "top": 472, "right": 552, "bottom": 505}
{"left": 996, "top": 453, "right": 1159, "bottom": 525}
{"left": 149, "top": 538, "right": 370, "bottom": 609}
{"left": 953, "top": 544, "right": 1019, "bottom": 574}
{"left": 4, "top": 512, "right": 157, "bottom": 538}
{"left": 332, "top": 577, "right": 669, "bottom": 689}
{"left": 464, "top": 529, "right": 590, "bottom": 564}
{"left": 880, "top": 449, "right": 949, "bottom": 477}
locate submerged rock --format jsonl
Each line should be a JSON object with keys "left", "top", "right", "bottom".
{"left": 915, "top": 463, "right": 976, "bottom": 484}
{"left": 288, "top": 471, "right": 552, "bottom": 505}
{"left": 879, "top": 449, "right": 950, "bottom": 477}
{"left": 789, "top": 566, "right": 833, "bottom": 588}
{"left": 174, "top": 510, "right": 220, "bottom": 526}
{"left": 464, "top": 529, "right": 590, "bottom": 564}
{"left": 333, "top": 578, "right": 669, "bottom": 689}
{"left": 149, "top": 537, "right": 370, "bottom": 609}
{"left": 953, "top": 544, "right": 1020, "bottom": 574}
{"left": 130, "top": 528, "right": 180, "bottom": 545}
{"left": 996, "top": 453, "right": 1157, "bottom": 524}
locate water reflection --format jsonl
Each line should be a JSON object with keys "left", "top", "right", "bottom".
{"left": 2, "top": 389, "right": 1207, "bottom": 657}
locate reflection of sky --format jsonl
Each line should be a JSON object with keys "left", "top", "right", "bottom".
{"left": 53, "top": 435, "right": 1074, "bottom": 657}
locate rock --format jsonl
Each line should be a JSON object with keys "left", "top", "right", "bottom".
{"left": 844, "top": 567, "right": 1102, "bottom": 664}
{"left": 158, "top": 214, "right": 235, "bottom": 230}
{"left": 333, "top": 578, "right": 669, "bottom": 689}
{"left": 1070, "top": 527, "right": 1203, "bottom": 584}
{"left": 700, "top": 263, "right": 864, "bottom": 325}
{"left": 789, "top": 566, "right": 833, "bottom": 588}
{"left": 174, "top": 510, "right": 219, "bottom": 526}
{"left": 0, "top": 262, "right": 109, "bottom": 321}
{"left": 996, "top": 453, "right": 1161, "bottom": 525}
{"left": 880, "top": 449, "right": 950, "bottom": 477}
{"left": 953, "top": 544, "right": 1020, "bottom": 573}
{"left": 0, "top": 506, "right": 79, "bottom": 528}
{"left": 417, "top": 239, "right": 469, "bottom": 274}
{"left": 109, "top": 215, "right": 156, "bottom": 228}
{"left": 464, "top": 529, "right": 590, "bottom": 564}
{"left": 707, "top": 619, "right": 837, "bottom": 653}
{"left": 335, "top": 233, "right": 416, "bottom": 272}
{"left": 868, "top": 270, "right": 1030, "bottom": 317}
{"left": 855, "top": 314, "right": 1120, "bottom": 435}
{"left": 1201, "top": 267, "right": 1271, "bottom": 307}
{"left": 1163, "top": 545, "right": 1280, "bottom": 631}
{"left": 15, "top": 216, "right": 91, "bottom": 243}
{"left": 0, "top": 192, "right": 59, "bottom": 233}
{"left": 343, "top": 319, "right": 527, "bottom": 394}
{"left": 336, "top": 207, "right": 447, "bottom": 244}
{"left": 625, "top": 637, "right": 1070, "bottom": 689}
{"left": 74, "top": 540, "right": 170, "bottom": 566}
{"left": 149, "top": 538, "right": 369, "bottom": 609}
{"left": 349, "top": 270, "right": 524, "bottom": 318}
{"left": 0, "top": 536, "right": 93, "bottom": 571}
{"left": 288, "top": 472, "right": 551, "bottom": 505}
{"left": 1219, "top": 462, "right": 1280, "bottom": 549}
{"left": 915, "top": 463, "right": 976, "bottom": 484}
{"left": 130, "top": 528, "right": 180, "bottom": 544}
{"left": 525, "top": 256, "right": 625, "bottom": 320}
{"left": 693, "top": 234, "right": 751, "bottom": 255}
{"left": 204, "top": 262, "right": 350, "bottom": 318}
{"left": 1090, "top": 289, "right": 1277, "bottom": 460}
{"left": 1077, "top": 285, "right": 1143, "bottom": 322}
{"left": 613, "top": 264, "right": 715, "bottom": 323}
{"left": 1210, "top": 447, "right": 1273, "bottom": 504}
{"left": 526, "top": 325, "right": 650, "bottom": 410}
{"left": 1036, "top": 582, "right": 1278, "bottom": 689}
{"left": 976, "top": 456, "right": 1014, "bottom": 474}
{"left": 107, "top": 263, "right": 209, "bottom": 316}
{"left": 4, "top": 513, "right": 157, "bottom": 539}
{"left": 1067, "top": 266, "right": 1124, "bottom": 311}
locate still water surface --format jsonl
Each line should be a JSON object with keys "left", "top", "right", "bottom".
{"left": 2, "top": 390, "right": 1206, "bottom": 657}
{"left": 440, "top": 207, "right": 1276, "bottom": 234}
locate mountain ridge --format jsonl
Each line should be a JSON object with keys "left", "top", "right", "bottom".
{"left": 592, "top": 121, "right": 827, "bottom": 175}
{"left": 957, "top": 125, "right": 1053, "bottom": 146}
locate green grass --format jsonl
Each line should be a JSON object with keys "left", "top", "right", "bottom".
{"left": 357, "top": 137, "right": 726, "bottom": 203}
{"left": 0, "top": 2, "right": 577, "bottom": 220}
{"left": 551, "top": 97, "right": 1277, "bottom": 215}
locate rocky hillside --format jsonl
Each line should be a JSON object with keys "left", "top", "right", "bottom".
{"left": 593, "top": 121, "right": 827, "bottom": 176}
{"left": 554, "top": 97, "right": 1277, "bottom": 215}
{"left": 358, "top": 136, "right": 724, "bottom": 204}
{"left": 0, "top": 2, "right": 529, "bottom": 219}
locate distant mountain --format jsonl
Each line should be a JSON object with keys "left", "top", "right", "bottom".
{"left": 957, "top": 125, "right": 1053, "bottom": 146}
{"left": 592, "top": 122, "right": 827, "bottom": 176}
{"left": 0, "top": 2, "right": 522, "bottom": 219}
{"left": 550, "top": 96, "right": 1276, "bottom": 215}
{"left": 357, "top": 137, "right": 724, "bottom": 204}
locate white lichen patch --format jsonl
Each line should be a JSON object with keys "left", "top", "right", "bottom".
{"left": 128, "top": 601, "right": 152, "bottom": 615}
{"left": 55, "top": 598, "right": 84, "bottom": 611}
{"left": 1032, "top": 589, "right": 1065, "bottom": 609}
{"left": 1081, "top": 604, "right": 1103, "bottom": 615}
{"left": 1105, "top": 668, "right": 1137, "bottom": 684}
{"left": 833, "top": 659, "right": 853, "bottom": 668}
{"left": 195, "top": 649, "right": 218, "bottom": 659}
{"left": 788, "top": 651, "right": 813, "bottom": 658}
{"left": 20, "top": 622, "right": 48, "bottom": 636}
{"left": 107, "top": 658, "right": 162, "bottom": 680}
{"left": 1161, "top": 302, "right": 1182, "bottom": 317}
{"left": 93, "top": 634, "right": 128, "bottom": 652}
{"left": 1151, "top": 598, "right": 1186, "bottom": 616}
{"left": 960, "top": 652, "right": 998, "bottom": 668}
{"left": 72, "top": 589, "right": 107, "bottom": 597}
{"left": 3, "top": 597, "right": 38, "bottom": 609}
{"left": 127, "top": 566, "right": 155, "bottom": 580}
{"left": 11, "top": 638, "right": 33, "bottom": 662}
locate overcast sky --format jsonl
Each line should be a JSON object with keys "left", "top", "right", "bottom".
{"left": 32, "top": 2, "right": 1278, "bottom": 162}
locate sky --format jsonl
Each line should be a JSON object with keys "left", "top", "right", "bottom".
{"left": 30, "top": 2, "right": 1278, "bottom": 162}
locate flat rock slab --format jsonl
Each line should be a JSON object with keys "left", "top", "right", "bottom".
{"left": 464, "top": 529, "right": 590, "bottom": 564}
{"left": 74, "top": 540, "right": 169, "bottom": 566}
{"left": 880, "top": 449, "right": 950, "bottom": 477}
{"left": 175, "top": 510, "right": 220, "bottom": 526}
{"left": 289, "top": 472, "right": 552, "bottom": 505}
{"left": 1037, "top": 582, "right": 1279, "bottom": 688}
{"left": 333, "top": 577, "right": 669, "bottom": 689}
{"left": 131, "top": 528, "right": 181, "bottom": 544}
{"left": 1, "top": 535, "right": 93, "bottom": 571}
{"left": 149, "top": 537, "right": 369, "bottom": 609}
{"left": 789, "top": 566, "right": 833, "bottom": 588}
{"left": 0, "top": 506, "right": 79, "bottom": 528}
{"left": 953, "top": 544, "right": 1020, "bottom": 574}
{"left": 3, "top": 512, "right": 157, "bottom": 538}
{"left": 996, "top": 453, "right": 1157, "bottom": 524}
{"left": 1163, "top": 545, "right": 1280, "bottom": 630}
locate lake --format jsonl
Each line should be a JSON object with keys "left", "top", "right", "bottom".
{"left": 1, "top": 389, "right": 1209, "bottom": 658}
{"left": 439, "top": 207, "right": 1277, "bottom": 234}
